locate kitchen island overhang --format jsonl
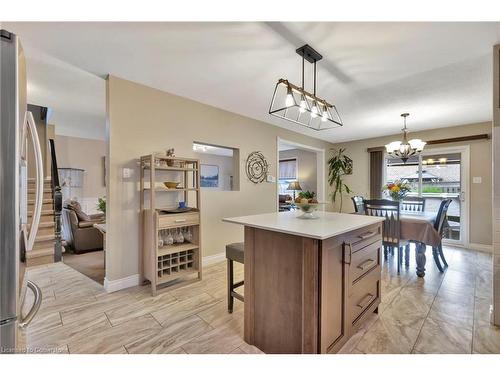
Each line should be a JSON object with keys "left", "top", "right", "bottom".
{"left": 223, "top": 211, "right": 385, "bottom": 354}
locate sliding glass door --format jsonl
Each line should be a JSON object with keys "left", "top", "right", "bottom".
{"left": 385, "top": 146, "right": 469, "bottom": 245}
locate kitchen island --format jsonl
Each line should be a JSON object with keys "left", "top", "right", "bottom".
{"left": 223, "top": 211, "right": 384, "bottom": 354}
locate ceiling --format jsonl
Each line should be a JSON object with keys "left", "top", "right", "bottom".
{"left": 4, "top": 22, "right": 500, "bottom": 142}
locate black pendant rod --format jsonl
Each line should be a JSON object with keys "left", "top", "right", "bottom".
{"left": 313, "top": 61, "right": 317, "bottom": 96}
{"left": 301, "top": 54, "right": 305, "bottom": 89}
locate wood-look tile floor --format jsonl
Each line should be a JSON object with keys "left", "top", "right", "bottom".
{"left": 20, "top": 245, "right": 499, "bottom": 354}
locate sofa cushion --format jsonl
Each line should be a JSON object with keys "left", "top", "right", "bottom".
{"left": 65, "top": 200, "right": 91, "bottom": 222}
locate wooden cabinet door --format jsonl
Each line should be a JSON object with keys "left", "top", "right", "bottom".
{"left": 319, "top": 237, "right": 348, "bottom": 353}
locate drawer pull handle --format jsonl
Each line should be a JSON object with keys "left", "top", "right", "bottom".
{"left": 174, "top": 219, "right": 187, "bottom": 223}
{"left": 358, "top": 231, "right": 376, "bottom": 240}
{"left": 356, "top": 293, "right": 374, "bottom": 309}
{"left": 344, "top": 242, "right": 353, "bottom": 265}
{"left": 357, "top": 259, "right": 375, "bottom": 271}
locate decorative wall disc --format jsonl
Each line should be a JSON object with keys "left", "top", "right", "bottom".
{"left": 246, "top": 151, "right": 269, "bottom": 184}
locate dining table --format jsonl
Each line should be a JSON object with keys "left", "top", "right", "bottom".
{"left": 400, "top": 211, "right": 441, "bottom": 277}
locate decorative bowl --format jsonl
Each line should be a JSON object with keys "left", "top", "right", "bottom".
{"left": 288, "top": 200, "right": 324, "bottom": 219}
{"left": 164, "top": 181, "right": 180, "bottom": 189}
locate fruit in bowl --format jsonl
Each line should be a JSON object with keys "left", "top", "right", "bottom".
{"left": 291, "top": 191, "right": 323, "bottom": 219}
{"left": 164, "top": 181, "right": 180, "bottom": 189}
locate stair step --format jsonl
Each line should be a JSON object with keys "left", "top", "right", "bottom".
{"left": 26, "top": 247, "right": 54, "bottom": 258}
{"left": 27, "top": 177, "right": 52, "bottom": 182}
{"left": 28, "top": 209, "right": 54, "bottom": 217}
{"left": 28, "top": 222, "right": 55, "bottom": 229}
{"left": 28, "top": 199, "right": 53, "bottom": 205}
{"left": 35, "top": 234, "right": 55, "bottom": 242}
{"left": 25, "top": 247, "right": 54, "bottom": 267}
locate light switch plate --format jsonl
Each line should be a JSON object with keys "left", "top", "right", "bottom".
{"left": 266, "top": 175, "right": 276, "bottom": 183}
{"left": 473, "top": 176, "right": 482, "bottom": 184}
{"left": 122, "top": 168, "right": 133, "bottom": 178}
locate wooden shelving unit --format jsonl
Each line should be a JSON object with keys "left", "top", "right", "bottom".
{"left": 140, "top": 154, "right": 202, "bottom": 295}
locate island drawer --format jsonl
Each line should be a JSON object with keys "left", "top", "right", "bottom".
{"left": 345, "top": 224, "right": 382, "bottom": 253}
{"left": 348, "top": 267, "right": 380, "bottom": 326}
{"left": 349, "top": 240, "right": 381, "bottom": 284}
{"left": 158, "top": 212, "right": 199, "bottom": 228}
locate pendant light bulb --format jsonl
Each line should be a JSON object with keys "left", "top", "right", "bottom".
{"left": 311, "top": 101, "right": 319, "bottom": 118}
{"left": 321, "top": 105, "right": 328, "bottom": 122}
{"left": 299, "top": 95, "right": 307, "bottom": 113}
{"left": 285, "top": 85, "right": 294, "bottom": 107}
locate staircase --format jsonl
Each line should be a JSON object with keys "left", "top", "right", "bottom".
{"left": 26, "top": 177, "right": 57, "bottom": 267}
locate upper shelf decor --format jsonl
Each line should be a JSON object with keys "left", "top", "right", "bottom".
{"left": 385, "top": 113, "right": 426, "bottom": 163}
{"left": 269, "top": 44, "right": 343, "bottom": 131}
{"left": 246, "top": 151, "right": 269, "bottom": 184}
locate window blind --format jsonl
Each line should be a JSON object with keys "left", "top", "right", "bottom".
{"left": 279, "top": 159, "right": 297, "bottom": 180}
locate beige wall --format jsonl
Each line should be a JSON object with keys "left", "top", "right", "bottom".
{"left": 106, "top": 75, "right": 334, "bottom": 281}
{"left": 279, "top": 148, "right": 318, "bottom": 194}
{"left": 55, "top": 135, "right": 106, "bottom": 213}
{"left": 331, "top": 122, "right": 492, "bottom": 246}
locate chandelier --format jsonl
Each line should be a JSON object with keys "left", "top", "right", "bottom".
{"left": 385, "top": 113, "right": 426, "bottom": 163}
{"left": 269, "top": 44, "right": 343, "bottom": 131}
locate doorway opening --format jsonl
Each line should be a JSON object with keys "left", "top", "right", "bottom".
{"left": 276, "top": 137, "right": 325, "bottom": 212}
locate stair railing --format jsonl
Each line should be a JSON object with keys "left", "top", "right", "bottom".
{"left": 48, "top": 139, "right": 63, "bottom": 262}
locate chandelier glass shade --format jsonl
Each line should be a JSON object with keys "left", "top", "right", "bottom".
{"left": 269, "top": 45, "right": 343, "bottom": 131}
{"left": 385, "top": 113, "right": 426, "bottom": 163}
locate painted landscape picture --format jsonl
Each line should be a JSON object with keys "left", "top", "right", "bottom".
{"left": 200, "top": 164, "right": 219, "bottom": 188}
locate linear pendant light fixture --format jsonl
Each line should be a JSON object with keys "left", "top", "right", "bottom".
{"left": 385, "top": 113, "right": 426, "bottom": 163}
{"left": 269, "top": 44, "right": 343, "bottom": 131}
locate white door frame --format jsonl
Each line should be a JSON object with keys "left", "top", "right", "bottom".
{"left": 276, "top": 137, "right": 326, "bottom": 212}
{"left": 420, "top": 145, "right": 470, "bottom": 247}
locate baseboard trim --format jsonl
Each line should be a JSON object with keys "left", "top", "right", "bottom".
{"left": 468, "top": 243, "right": 493, "bottom": 253}
{"left": 104, "top": 273, "right": 140, "bottom": 293}
{"left": 202, "top": 252, "right": 226, "bottom": 266}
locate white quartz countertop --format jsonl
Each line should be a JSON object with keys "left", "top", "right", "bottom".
{"left": 222, "top": 211, "right": 384, "bottom": 240}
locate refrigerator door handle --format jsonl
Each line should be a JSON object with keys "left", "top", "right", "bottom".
{"left": 19, "top": 280, "right": 42, "bottom": 329}
{"left": 25, "top": 111, "right": 44, "bottom": 251}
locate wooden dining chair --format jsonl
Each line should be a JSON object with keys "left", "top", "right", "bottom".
{"left": 364, "top": 199, "right": 408, "bottom": 274}
{"left": 432, "top": 199, "right": 453, "bottom": 272}
{"left": 351, "top": 196, "right": 365, "bottom": 214}
{"left": 401, "top": 197, "right": 426, "bottom": 212}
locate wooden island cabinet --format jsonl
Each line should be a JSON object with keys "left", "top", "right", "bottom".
{"left": 223, "top": 211, "right": 384, "bottom": 354}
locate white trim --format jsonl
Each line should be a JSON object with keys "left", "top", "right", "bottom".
{"left": 467, "top": 243, "right": 493, "bottom": 253}
{"left": 202, "top": 252, "right": 226, "bottom": 266}
{"left": 104, "top": 274, "right": 140, "bottom": 293}
{"left": 276, "top": 137, "right": 326, "bottom": 211}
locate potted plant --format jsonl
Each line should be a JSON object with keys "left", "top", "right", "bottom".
{"left": 327, "top": 148, "right": 352, "bottom": 212}
{"left": 97, "top": 196, "right": 106, "bottom": 214}
{"left": 383, "top": 180, "right": 411, "bottom": 201}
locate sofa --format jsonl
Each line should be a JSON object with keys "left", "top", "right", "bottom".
{"left": 279, "top": 194, "right": 293, "bottom": 212}
{"left": 62, "top": 200, "right": 105, "bottom": 253}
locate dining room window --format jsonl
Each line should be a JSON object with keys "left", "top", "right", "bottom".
{"left": 385, "top": 152, "right": 462, "bottom": 241}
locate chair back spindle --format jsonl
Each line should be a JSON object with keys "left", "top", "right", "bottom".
{"left": 401, "top": 197, "right": 426, "bottom": 213}
{"left": 364, "top": 199, "right": 401, "bottom": 249}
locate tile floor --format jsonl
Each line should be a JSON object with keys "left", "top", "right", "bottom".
{"left": 19, "top": 245, "right": 500, "bottom": 354}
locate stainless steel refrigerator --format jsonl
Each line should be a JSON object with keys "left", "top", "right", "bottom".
{"left": 1, "top": 29, "right": 44, "bottom": 354}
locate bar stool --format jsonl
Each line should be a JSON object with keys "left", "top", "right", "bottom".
{"left": 226, "top": 242, "right": 244, "bottom": 313}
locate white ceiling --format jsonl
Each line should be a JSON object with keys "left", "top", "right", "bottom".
{"left": 4, "top": 22, "right": 500, "bottom": 142}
